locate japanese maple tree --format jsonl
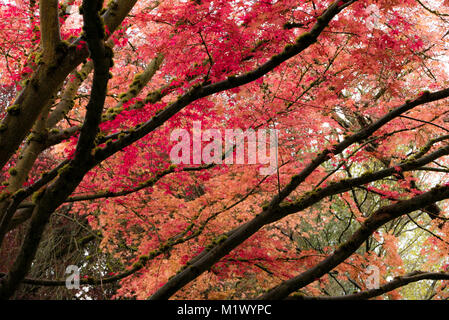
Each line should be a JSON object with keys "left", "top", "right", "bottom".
{"left": 1, "top": 0, "right": 449, "bottom": 300}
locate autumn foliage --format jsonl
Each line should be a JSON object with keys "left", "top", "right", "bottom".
{"left": 1, "top": 0, "right": 449, "bottom": 300}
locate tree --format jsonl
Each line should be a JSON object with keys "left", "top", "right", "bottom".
{"left": 1, "top": 0, "right": 449, "bottom": 300}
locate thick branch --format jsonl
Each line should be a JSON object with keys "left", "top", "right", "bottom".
{"left": 0, "top": 0, "right": 138, "bottom": 171}
{"left": 259, "top": 186, "right": 449, "bottom": 299}
{"left": 291, "top": 271, "right": 449, "bottom": 300}
{"left": 47, "top": 61, "right": 94, "bottom": 128}
{"left": 149, "top": 88, "right": 449, "bottom": 300}
{"left": 0, "top": 0, "right": 111, "bottom": 299}
{"left": 94, "top": 0, "right": 357, "bottom": 164}
{"left": 40, "top": 0, "right": 61, "bottom": 60}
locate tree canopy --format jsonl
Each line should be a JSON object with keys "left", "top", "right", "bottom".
{"left": 1, "top": 0, "right": 449, "bottom": 300}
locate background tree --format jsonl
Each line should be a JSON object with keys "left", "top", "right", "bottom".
{"left": 1, "top": 0, "right": 449, "bottom": 300}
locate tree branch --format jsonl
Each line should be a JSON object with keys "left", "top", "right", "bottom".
{"left": 290, "top": 271, "right": 449, "bottom": 300}
{"left": 0, "top": 0, "right": 138, "bottom": 171}
{"left": 40, "top": 0, "right": 61, "bottom": 61}
{"left": 259, "top": 186, "right": 449, "bottom": 299}
{"left": 148, "top": 87, "right": 449, "bottom": 300}
{"left": 0, "top": 0, "right": 112, "bottom": 299}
